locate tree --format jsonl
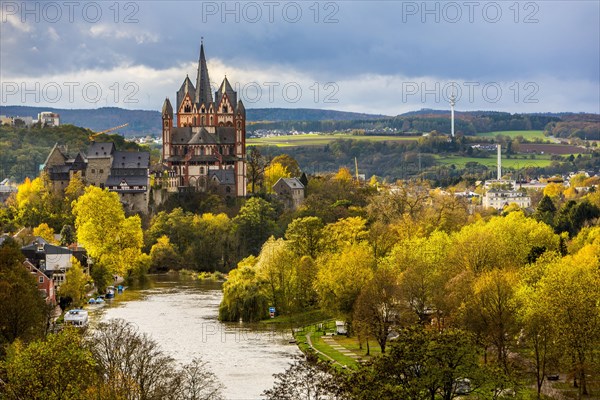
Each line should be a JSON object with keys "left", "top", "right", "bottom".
{"left": 58, "top": 257, "right": 89, "bottom": 308}
{"left": 533, "top": 195, "right": 556, "bottom": 227}
{"left": 3, "top": 328, "right": 96, "bottom": 400}
{"left": 314, "top": 242, "right": 375, "bottom": 318}
{"left": 264, "top": 162, "right": 291, "bottom": 193}
{"left": 353, "top": 267, "right": 401, "bottom": 353}
{"left": 333, "top": 167, "right": 353, "bottom": 183}
{"left": 59, "top": 224, "right": 76, "bottom": 246}
{"left": 537, "top": 247, "right": 600, "bottom": 396}
{"left": 247, "top": 147, "right": 267, "bottom": 194}
{"left": 150, "top": 235, "right": 182, "bottom": 272}
{"left": 285, "top": 216, "right": 324, "bottom": 259}
{"left": 33, "top": 222, "right": 57, "bottom": 244}
{"left": 232, "top": 197, "right": 276, "bottom": 257}
{"left": 263, "top": 353, "right": 348, "bottom": 400}
{"left": 88, "top": 319, "right": 223, "bottom": 400}
{"left": 349, "top": 327, "right": 482, "bottom": 400}
{"left": 72, "top": 186, "right": 145, "bottom": 277}
{"left": 461, "top": 269, "right": 521, "bottom": 371}
{"left": 0, "top": 238, "right": 47, "bottom": 347}
{"left": 271, "top": 154, "right": 301, "bottom": 177}
{"left": 219, "top": 256, "right": 269, "bottom": 322}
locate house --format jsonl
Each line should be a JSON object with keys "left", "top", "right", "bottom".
{"left": 23, "top": 260, "right": 56, "bottom": 304}
{"left": 0, "top": 178, "right": 17, "bottom": 203}
{"left": 160, "top": 41, "right": 247, "bottom": 197}
{"left": 21, "top": 238, "right": 87, "bottom": 291}
{"left": 273, "top": 177, "right": 305, "bottom": 210}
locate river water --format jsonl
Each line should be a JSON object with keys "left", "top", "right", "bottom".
{"left": 89, "top": 275, "right": 300, "bottom": 400}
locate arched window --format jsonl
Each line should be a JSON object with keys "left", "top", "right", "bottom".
{"left": 184, "top": 104, "right": 191, "bottom": 113}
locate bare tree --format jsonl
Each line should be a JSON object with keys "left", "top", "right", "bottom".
{"left": 87, "top": 319, "right": 223, "bottom": 400}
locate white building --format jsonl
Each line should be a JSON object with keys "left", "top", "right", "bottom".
{"left": 38, "top": 112, "right": 60, "bottom": 127}
{"left": 483, "top": 189, "right": 531, "bottom": 211}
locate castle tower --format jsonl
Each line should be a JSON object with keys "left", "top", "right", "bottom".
{"left": 161, "top": 97, "right": 173, "bottom": 160}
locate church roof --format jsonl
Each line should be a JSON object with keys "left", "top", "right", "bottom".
{"left": 176, "top": 76, "right": 195, "bottom": 111}
{"left": 162, "top": 98, "right": 173, "bottom": 117}
{"left": 215, "top": 77, "right": 237, "bottom": 108}
{"left": 189, "top": 127, "right": 217, "bottom": 144}
{"left": 208, "top": 169, "right": 235, "bottom": 185}
{"left": 195, "top": 42, "right": 213, "bottom": 106}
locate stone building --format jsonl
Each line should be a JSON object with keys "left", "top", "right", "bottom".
{"left": 160, "top": 41, "right": 246, "bottom": 197}
{"left": 43, "top": 142, "right": 150, "bottom": 213}
{"left": 273, "top": 177, "right": 305, "bottom": 210}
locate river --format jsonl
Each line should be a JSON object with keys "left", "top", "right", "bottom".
{"left": 88, "top": 274, "right": 300, "bottom": 400}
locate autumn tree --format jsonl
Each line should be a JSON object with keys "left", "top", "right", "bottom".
{"left": 271, "top": 154, "right": 301, "bottom": 178}
{"left": 264, "top": 162, "right": 291, "bottom": 193}
{"left": 353, "top": 267, "right": 402, "bottom": 353}
{"left": 58, "top": 257, "right": 89, "bottom": 308}
{"left": 247, "top": 147, "right": 267, "bottom": 194}
{"left": 314, "top": 242, "right": 375, "bottom": 319}
{"left": 32, "top": 222, "right": 57, "bottom": 244}
{"left": 150, "top": 235, "right": 182, "bottom": 272}
{"left": 72, "top": 186, "right": 144, "bottom": 278}
{"left": 284, "top": 216, "right": 324, "bottom": 259}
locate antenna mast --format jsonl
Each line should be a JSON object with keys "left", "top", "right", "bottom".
{"left": 449, "top": 83, "right": 456, "bottom": 137}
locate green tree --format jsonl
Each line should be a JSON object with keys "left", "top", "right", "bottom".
{"left": 533, "top": 195, "right": 556, "bottom": 227}
{"left": 284, "top": 216, "right": 324, "bottom": 259}
{"left": 233, "top": 197, "right": 276, "bottom": 257}
{"left": 219, "top": 256, "right": 269, "bottom": 322}
{"left": 0, "top": 238, "right": 47, "bottom": 347}
{"left": 3, "top": 328, "right": 96, "bottom": 400}
{"left": 149, "top": 235, "right": 182, "bottom": 272}
{"left": 59, "top": 224, "right": 76, "bottom": 246}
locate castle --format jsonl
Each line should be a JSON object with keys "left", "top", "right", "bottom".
{"left": 161, "top": 42, "right": 247, "bottom": 197}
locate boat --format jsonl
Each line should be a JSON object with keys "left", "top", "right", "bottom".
{"left": 95, "top": 297, "right": 105, "bottom": 303}
{"left": 64, "top": 309, "right": 88, "bottom": 327}
{"left": 88, "top": 298, "right": 96, "bottom": 304}
{"left": 105, "top": 286, "right": 115, "bottom": 299}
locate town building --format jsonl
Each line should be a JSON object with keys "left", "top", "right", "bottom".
{"left": 0, "top": 115, "right": 34, "bottom": 127}
{"left": 160, "top": 41, "right": 246, "bottom": 197}
{"left": 21, "top": 238, "right": 87, "bottom": 292}
{"left": 43, "top": 142, "right": 150, "bottom": 213}
{"left": 38, "top": 111, "right": 60, "bottom": 127}
{"left": 23, "top": 260, "right": 56, "bottom": 304}
{"left": 273, "top": 177, "right": 305, "bottom": 210}
{"left": 0, "top": 178, "right": 17, "bottom": 203}
{"left": 483, "top": 189, "right": 531, "bottom": 211}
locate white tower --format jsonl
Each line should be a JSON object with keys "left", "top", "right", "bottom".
{"left": 497, "top": 144, "right": 502, "bottom": 180}
{"left": 449, "top": 84, "right": 456, "bottom": 137}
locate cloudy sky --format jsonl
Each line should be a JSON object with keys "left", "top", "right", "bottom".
{"left": 1, "top": 1, "right": 599, "bottom": 115}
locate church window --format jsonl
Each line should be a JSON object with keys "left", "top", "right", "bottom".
{"left": 193, "top": 117, "right": 196, "bottom": 125}
{"left": 184, "top": 104, "right": 191, "bottom": 113}
{"left": 223, "top": 105, "right": 228, "bottom": 113}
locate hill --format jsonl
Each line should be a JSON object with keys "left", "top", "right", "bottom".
{"left": 0, "top": 106, "right": 389, "bottom": 137}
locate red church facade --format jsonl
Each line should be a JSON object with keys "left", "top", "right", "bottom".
{"left": 161, "top": 42, "right": 246, "bottom": 197}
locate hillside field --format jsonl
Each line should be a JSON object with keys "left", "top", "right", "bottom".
{"left": 474, "top": 130, "right": 548, "bottom": 141}
{"left": 435, "top": 154, "right": 555, "bottom": 169}
{"left": 247, "top": 134, "right": 417, "bottom": 147}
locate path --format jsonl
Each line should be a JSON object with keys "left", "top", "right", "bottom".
{"left": 305, "top": 332, "right": 345, "bottom": 368}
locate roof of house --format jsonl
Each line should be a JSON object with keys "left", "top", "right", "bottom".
{"left": 106, "top": 175, "right": 148, "bottom": 187}
{"left": 111, "top": 151, "right": 150, "bottom": 169}
{"left": 274, "top": 177, "right": 305, "bottom": 190}
{"left": 208, "top": 169, "right": 235, "bottom": 185}
{"left": 87, "top": 142, "right": 115, "bottom": 158}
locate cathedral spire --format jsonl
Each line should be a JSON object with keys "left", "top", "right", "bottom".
{"left": 195, "top": 40, "right": 213, "bottom": 106}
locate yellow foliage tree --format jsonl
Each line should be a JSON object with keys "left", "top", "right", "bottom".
{"left": 33, "top": 223, "right": 57, "bottom": 244}
{"left": 334, "top": 167, "right": 353, "bottom": 183}
{"left": 72, "top": 186, "right": 144, "bottom": 277}
{"left": 264, "top": 162, "right": 290, "bottom": 194}
{"left": 543, "top": 182, "right": 564, "bottom": 198}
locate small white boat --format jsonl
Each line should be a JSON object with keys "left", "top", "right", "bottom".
{"left": 64, "top": 309, "right": 88, "bottom": 327}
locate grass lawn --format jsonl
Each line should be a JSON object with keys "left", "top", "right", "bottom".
{"left": 474, "top": 130, "right": 548, "bottom": 141}
{"left": 247, "top": 133, "right": 417, "bottom": 147}
{"left": 435, "top": 154, "right": 554, "bottom": 169}
{"left": 332, "top": 335, "right": 382, "bottom": 359}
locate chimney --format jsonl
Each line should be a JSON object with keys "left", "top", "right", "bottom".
{"left": 497, "top": 144, "right": 502, "bottom": 180}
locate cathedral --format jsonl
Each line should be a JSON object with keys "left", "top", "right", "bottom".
{"left": 161, "top": 42, "right": 246, "bottom": 197}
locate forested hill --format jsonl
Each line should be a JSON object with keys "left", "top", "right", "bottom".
{"left": 0, "top": 106, "right": 389, "bottom": 137}
{"left": 1, "top": 105, "right": 597, "bottom": 138}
